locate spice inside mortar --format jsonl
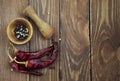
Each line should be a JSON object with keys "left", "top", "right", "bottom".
{"left": 14, "top": 24, "right": 29, "bottom": 40}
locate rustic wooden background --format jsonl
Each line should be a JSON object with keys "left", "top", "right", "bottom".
{"left": 0, "top": 0, "right": 120, "bottom": 81}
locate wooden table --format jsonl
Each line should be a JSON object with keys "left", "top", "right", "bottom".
{"left": 0, "top": 0, "right": 120, "bottom": 81}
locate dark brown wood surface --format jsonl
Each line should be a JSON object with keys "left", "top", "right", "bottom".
{"left": 60, "top": 0, "right": 90, "bottom": 81}
{"left": 0, "top": 0, "right": 29, "bottom": 81}
{"left": 91, "top": 0, "right": 120, "bottom": 81}
{"left": 0, "top": 0, "right": 120, "bottom": 81}
{"left": 28, "top": 0, "right": 59, "bottom": 81}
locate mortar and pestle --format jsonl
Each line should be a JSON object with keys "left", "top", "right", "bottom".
{"left": 7, "top": 6, "right": 53, "bottom": 44}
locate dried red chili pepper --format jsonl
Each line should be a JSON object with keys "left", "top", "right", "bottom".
{"left": 10, "top": 42, "right": 54, "bottom": 61}
{"left": 14, "top": 42, "right": 58, "bottom": 69}
{"left": 15, "top": 45, "right": 54, "bottom": 61}
{"left": 8, "top": 42, "right": 58, "bottom": 76}
{"left": 10, "top": 61, "right": 43, "bottom": 76}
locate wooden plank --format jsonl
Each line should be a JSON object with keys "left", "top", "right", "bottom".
{"left": 60, "top": 0, "right": 90, "bottom": 81}
{"left": 91, "top": 0, "right": 120, "bottom": 81}
{"left": 29, "top": 0, "right": 59, "bottom": 81}
{"left": 0, "top": 0, "right": 29, "bottom": 81}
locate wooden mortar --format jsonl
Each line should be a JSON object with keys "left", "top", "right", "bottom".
{"left": 7, "top": 18, "right": 33, "bottom": 45}
{"left": 23, "top": 5, "right": 53, "bottom": 39}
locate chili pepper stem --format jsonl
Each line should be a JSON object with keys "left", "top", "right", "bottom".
{"left": 14, "top": 57, "right": 28, "bottom": 67}
{"left": 7, "top": 51, "right": 28, "bottom": 67}
{"left": 9, "top": 42, "right": 18, "bottom": 53}
{"left": 7, "top": 52, "right": 14, "bottom": 62}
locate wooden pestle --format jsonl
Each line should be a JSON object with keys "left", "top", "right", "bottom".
{"left": 23, "top": 6, "right": 53, "bottom": 39}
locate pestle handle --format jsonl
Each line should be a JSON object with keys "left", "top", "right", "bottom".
{"left": 23, "top": 6, "right": 53, "bottom": 39}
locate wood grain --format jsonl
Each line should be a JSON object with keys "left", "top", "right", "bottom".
{"left": 91, "top": 0, "right": 120, "bottom": 81}
{"left": 0, "top": 0, "right": 29, "bottom": 81}
{"left": 29, "top": 0, "right": 59, "bottom": 81}
{"left": 60, "top": 0, "right": 90, "bottom": 81}
{"left": 1, "top": 0, "right": 120, "bottom": 81}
